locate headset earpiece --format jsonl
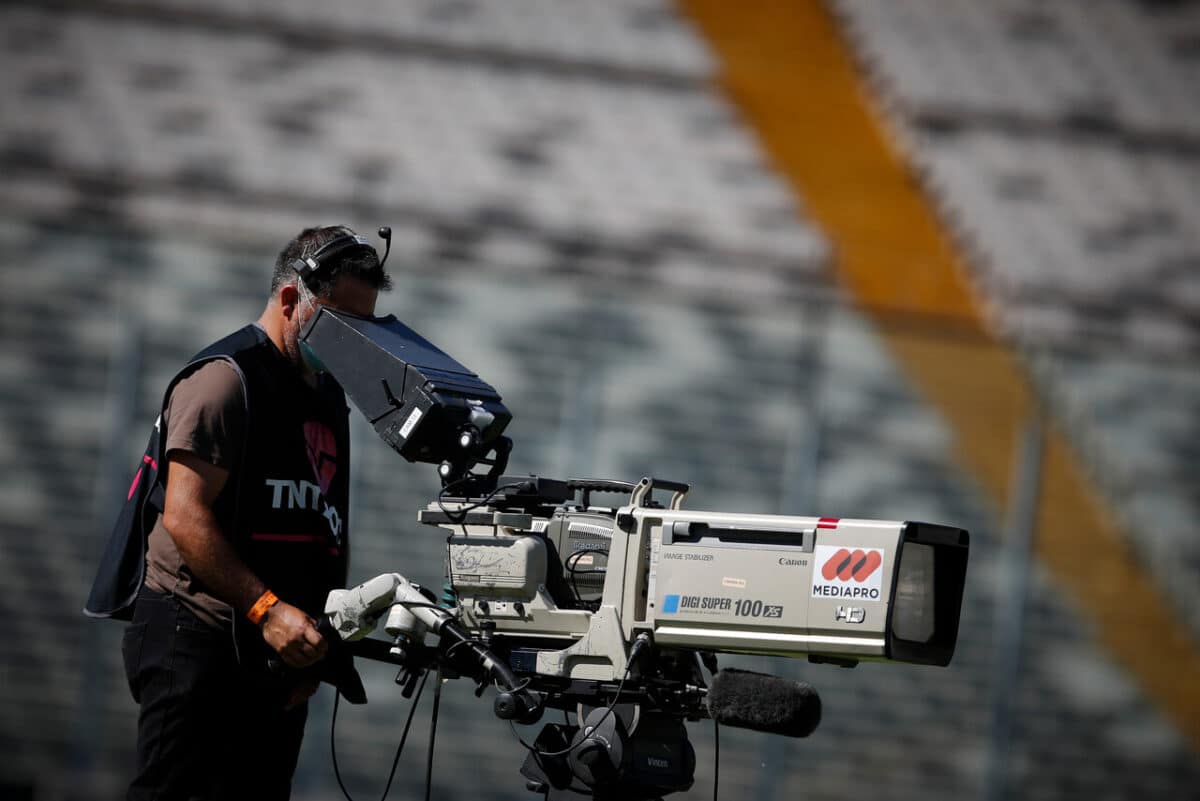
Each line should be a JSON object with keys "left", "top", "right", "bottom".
{"left": 291, "top": 226, "right": 389, "bottom": 288}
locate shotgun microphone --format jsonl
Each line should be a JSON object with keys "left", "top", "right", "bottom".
{"left": 706, "top": 668, "right": 822, "bottom": 738}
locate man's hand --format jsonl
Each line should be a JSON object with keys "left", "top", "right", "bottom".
{"left": 163, "top": 451, "right": 330, "bottom": 671}
{"left": 259, "top": 601, "right": 329, "bottom": 669}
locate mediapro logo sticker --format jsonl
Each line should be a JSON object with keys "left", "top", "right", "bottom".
{"left": 811, "top": 545, "right": 884, "bottom": 601}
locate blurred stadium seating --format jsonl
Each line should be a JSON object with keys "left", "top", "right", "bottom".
{"left": 836, "top": 0, "right": 1200, "bottom": 644}
{"left": 0, "top": 1, "right": 1197, "bottom": 800}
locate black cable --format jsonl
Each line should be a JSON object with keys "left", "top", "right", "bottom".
{"left": 437, "top": 479, "right": 530, "bottom": 603}
{"left": 331, "top": 672, "right": 429, "bottom": 801}
{"left": 506, "top": 669, "right": 630, "bottom": 759}
{"left": 713, "top": 719, "right": 720, "bottom": 801}
{"left": 437, "top": 481, "right": 466, "bottom": 593}
{"left": 436, "top": 480, "right": 530, "bottom": 528}
{"left": 379, "top": 601, "right": 452, "bottom": 613}
{"left": 564, "top": 548, "right": 609, "bottom": 608}
{"left": 444, "top": 535, "right": 456, "bottom": 603}
{"left": 506, "top": 636, "right": 647, "bottom": 759}
{"left": 441, "top": 637, "right": 479, "bottom": 662}
{"left": 441, "top": 636, "right": 533, "bottom": 694}
{"left": 424, "top": 666, "right": 443, "bottom": 801}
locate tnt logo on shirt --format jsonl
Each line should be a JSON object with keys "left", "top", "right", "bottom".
{"left": 811, "top": 545, "right": 885, "bottom": 601}
{"left": 260, "top": 421, "right": 343, "bottom": 545}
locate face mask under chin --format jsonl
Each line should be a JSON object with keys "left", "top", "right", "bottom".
{"left": 299, "top": 338, "right": 329, "bottom": 374}
{"left": 293, "top": 280, "right": 328, "bottom": 374}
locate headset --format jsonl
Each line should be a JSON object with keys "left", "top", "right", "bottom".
{"left": 290, "top": 225, "right": 392, "bottom": 288}
{"left": 290, "top": 226, "right": 392, "bottom": 376}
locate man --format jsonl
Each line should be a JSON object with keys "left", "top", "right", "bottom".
{"left": 86, "top": 225, "right": 390, "bottom": 800}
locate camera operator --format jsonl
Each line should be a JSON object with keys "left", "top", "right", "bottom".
{"left": 90, "top": 226, "right": 390, "bottom": 800}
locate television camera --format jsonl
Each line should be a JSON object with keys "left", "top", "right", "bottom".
{"left": 301, "top": 308, "right": 970, "bottom": 801}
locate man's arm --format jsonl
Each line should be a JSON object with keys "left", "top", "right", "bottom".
{"left": 162, "top": 450, "right": 328, "bottom": 669}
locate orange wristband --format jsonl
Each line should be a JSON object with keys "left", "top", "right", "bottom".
{"left": 247, "top": 590, "right": 279, "bottom": 626}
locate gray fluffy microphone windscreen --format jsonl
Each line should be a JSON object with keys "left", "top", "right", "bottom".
{"left": 706, "top": 668, "right": 822, "bottom": 738}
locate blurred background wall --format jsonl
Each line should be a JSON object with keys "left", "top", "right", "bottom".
{"left": 1, "top": 1, "right": 1197, "bottom": 799}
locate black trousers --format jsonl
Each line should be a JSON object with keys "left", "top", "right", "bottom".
{"left": 122, "top": 588, "right": 308, "bottom": 801}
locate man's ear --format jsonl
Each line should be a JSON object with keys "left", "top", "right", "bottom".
{"left": 279, "top": 283, "right": 300, "bottom": 320}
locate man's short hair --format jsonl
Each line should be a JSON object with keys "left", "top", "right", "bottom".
{"left": 271, "top": 225, "right": 393, "bottom": 297}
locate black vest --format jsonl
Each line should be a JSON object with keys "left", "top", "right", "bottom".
{"left": 85, "top": 324, "right": 351, "bottom": 623}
